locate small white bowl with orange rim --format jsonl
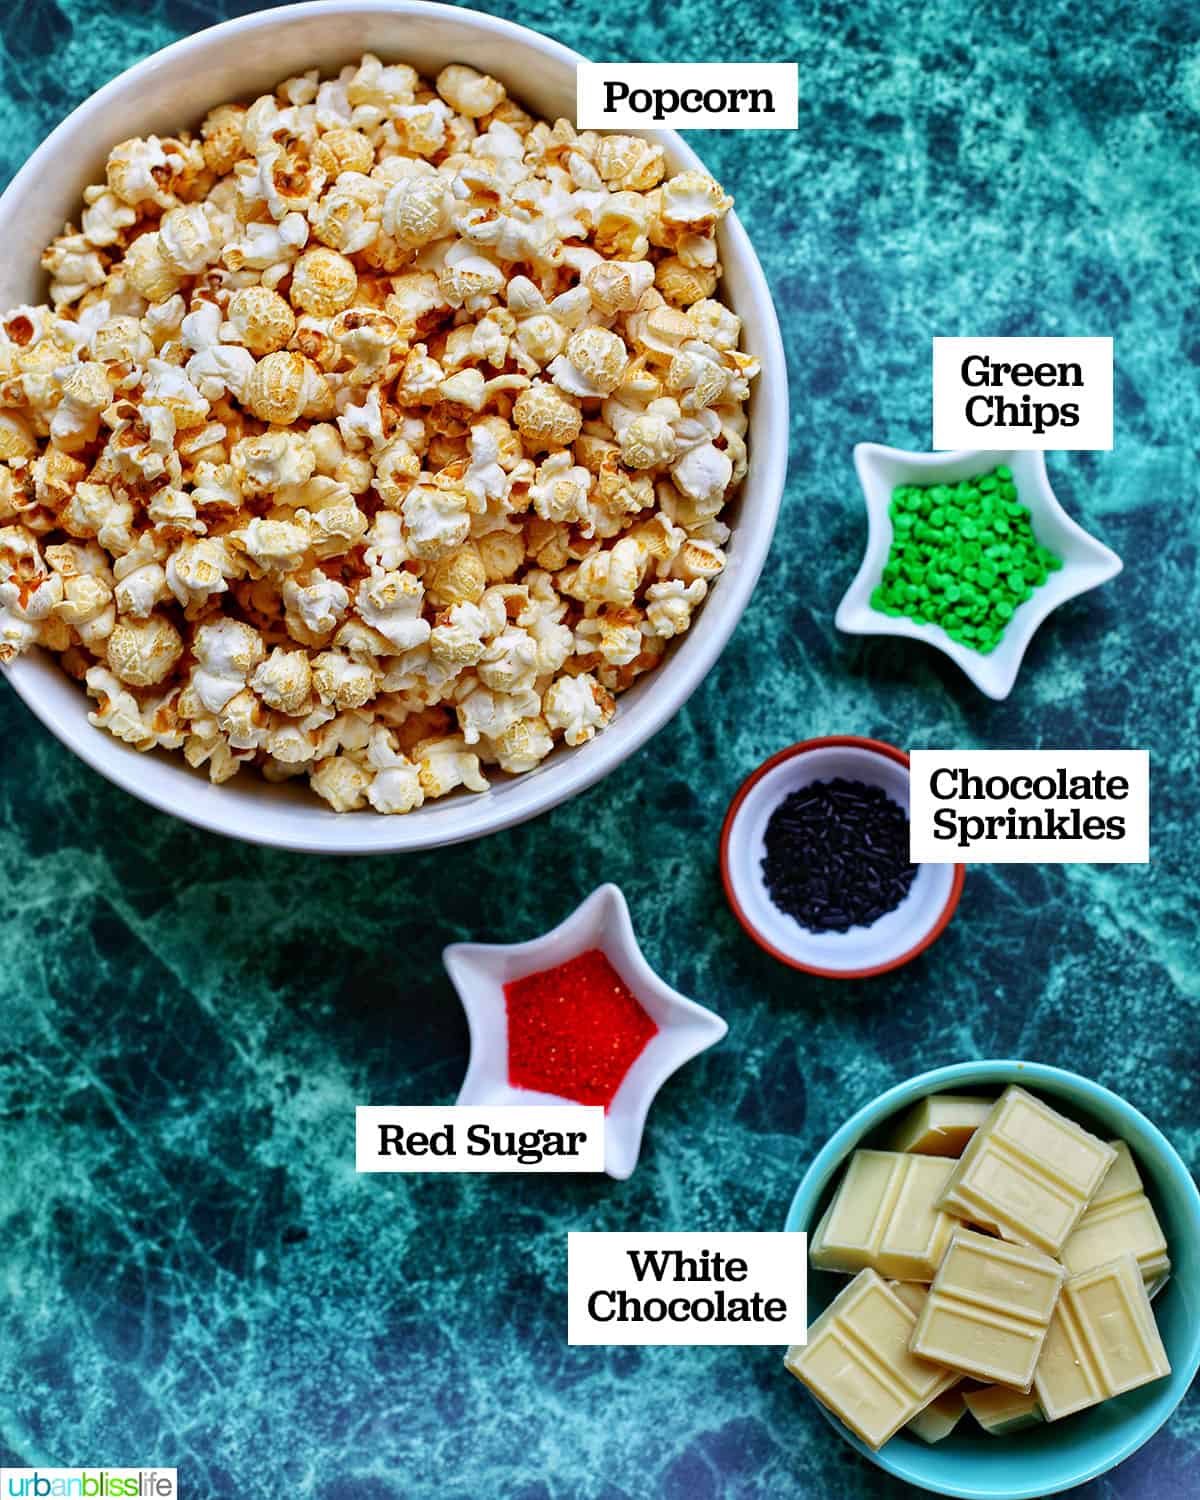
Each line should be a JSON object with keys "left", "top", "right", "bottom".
{"left": 720, "top": 736, "right": 965, "bottom": 978}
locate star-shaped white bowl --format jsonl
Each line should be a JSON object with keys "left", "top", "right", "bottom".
{"left": 444, "top": 883, "right": 727, "bottom": 1180}
{"left": 835, "top": 445, "right": 1123, "bottom": 701}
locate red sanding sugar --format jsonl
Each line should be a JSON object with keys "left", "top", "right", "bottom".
{"left": 504, "top": 949, "right": 658, "bottom": 1110}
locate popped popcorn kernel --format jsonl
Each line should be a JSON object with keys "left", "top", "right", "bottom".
{"left": 232, "top": 428, "right": 315, "bottom": 496}
{"left": 289, "top": 247, "right": 358, "bottom": 317}
{"left": 244, "top": 350, "right": 320, "bottom": 424}
{"left": 0, "top": 412, "right": 36, "bottom": 463}
{"left": 583, "top": 258, "right": 655, "bottom": 316}
{"left": 106, "top": 613, "right": 183, "bottom": 686}
{"left": 619, "top": 410, "right": 678, "bottom": 471}
{"left": 224, "top": 211, "right": 309, "bottom": 279}
{"left": 42, "top": 234, "right": 107, "bottom": 308}
{"left": 415, "top": 734, "right": 489, "bottom": 797}
{"left": 311, "top": 753, "right": 371, "bottom": 812}
{"left": 365, "top": 726, "right": 424, "bottom": 813}
{"left": 201, "top": 104, "right": 248, "bottom": 176}
{"left": 192, "top": 616, "right": 265, "bottom": 711}
{"left": 313, "top": 648, "right": 379, "bottom": 710}
{"left": 356, "top": 568, "right": 431, "bottom": 652}
{"left": 51, "top": 562, "right": 115, "bottom": 646}
{"left": 402, "top": 480, "right": 471, "bottom": 561}
{"left": 382, "top": 172, "right": 452, "bottom": 249}
{"left": 4, "top": 52, "right": 754, "bottom": 813}
{"left": 124, "top": 232, "right": 184, "bottom": 303}
{"left": 436, "top": 64, "right": 505, "bottom": 118}
{"left": 543, "top": 672, "right": 614, "bottom": 747}
{"left": 252, "top": 645, "right": 314, "bottom": 714}
{"left": 52, "top": 362, "right": 111, "bottom": 450}
{"left": 425, "top": 541, "right": 487, "bottom": 608}
{"left": 106, "top": 136, "right": 180, "bottom": 209}
{"left": 282, "top": 569, "right": 350, "bottom": 645}
{"left": 646, "top": 577, "right": 707, "bottom": 637}
{"left": 159, "top": 205, "right": 222, "bottom": 276}
{"left": 477, "top": 529, "right": 525, "bottom": 582}
{"left": 81, "top": 189, "right": 137, "bottom": 249}
{"left": 512, "top": 382, "right": 582, "bottom": 449}
{"left": 595, "top": 135, "right": 666, "bottom": 192}
{"left": 224, "top": 286, "right": 296, "bottom": 355}
{"left": 550, "top": 327, "right": 628, "bottom": 399}
{"left": 686, "top": 298, "right": 741, "bottom": 350}
{"left": 655, "top": 255, "right": 720, "bottom": 308}
{"left": 33, "top": 449, "right": 88, "bottom": 510}
{"left": 83, "top": 666, "right": 146, "bottom": 746}
{"left": 166, "top": 535, "right": 239, "bottom": 611}
{"left": 531, "top": 450, "right": 593, "bottom": 526}
{"left": 488, "top": 712, "right": 554, "bottom": 774}
{"left": 231, "top": 514, "right": 311, "bottom": 576}
{"left": 653, "top": 169, "right": 733, "bottom": 245}
{"left": 312, "top": 127, "right": 375, "bottom": 178}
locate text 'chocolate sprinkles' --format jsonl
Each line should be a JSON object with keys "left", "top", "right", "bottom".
{"left": 761, "top": 778, "right": 918, "bottom": 933}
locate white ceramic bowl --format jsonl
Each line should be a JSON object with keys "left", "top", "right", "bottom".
{"left": 720, "top": 737, "right": 964, "bottom": 978}
{"left": 0, "top": 0, "right": 788, "bottom": 853}
{"left": 445, "top": 883, "right": 728, "bottom": 1179}
{"left": 835, "top": 446, "right": 1122, "bottom": 701}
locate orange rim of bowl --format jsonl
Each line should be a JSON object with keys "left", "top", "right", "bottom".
{"left": 719, "top": 735, "right": 966, "bottom": 979}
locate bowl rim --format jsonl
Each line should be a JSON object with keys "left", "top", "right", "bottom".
{"left": 783, "top": 1058, "right": 1200, "bottom": 1499}
{"left": 0, "top": 0, "right": 789, "bottom": 855}
{"left": 719, "top": 735, "right": 965, "bottom": 977}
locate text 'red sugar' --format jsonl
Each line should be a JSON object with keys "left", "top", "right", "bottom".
{"left": 504, "top": 949, "right": 658, "bottom": 1110}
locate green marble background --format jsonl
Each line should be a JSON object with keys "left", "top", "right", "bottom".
{"left": 1, "top": 1, "right": 1198, "bottom": 1496}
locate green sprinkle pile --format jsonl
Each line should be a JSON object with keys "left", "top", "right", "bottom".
{"left": 869, "top": 465, "right": 1063, "bottom": 654}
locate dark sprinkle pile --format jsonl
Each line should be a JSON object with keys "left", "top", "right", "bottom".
{"left": 761, "top": 778, "right": 918, "bottom": 933}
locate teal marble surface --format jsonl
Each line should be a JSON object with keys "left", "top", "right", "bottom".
{"left": 1, "top": 1, "right": 1199, "bottom": 1496}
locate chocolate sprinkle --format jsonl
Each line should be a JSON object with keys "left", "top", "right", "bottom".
{"left": 761, "top": 777, "right": 918, "bottom": 934}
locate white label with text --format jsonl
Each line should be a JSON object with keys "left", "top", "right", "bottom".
{"left": 356, "top": 1106, "right": 604, "bottom": 1173}
{"left": 909, "top": 750, "right": 1149, "bottom": 863}
{"left": 577, "top": 63, "right": 798, "bottom": 130}
{"left": 932, "top": 337, "right": 1113, "bottom": 449}
{"left": 567, "top": 1232, "right": 807, "bottom": 1345}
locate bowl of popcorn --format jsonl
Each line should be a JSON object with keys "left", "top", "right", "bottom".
{"left": 783, "top": 1061, "right": 1200, "bottom": 1498}
{"left": 0, "top": 0, "right": 787, "bottom": 852}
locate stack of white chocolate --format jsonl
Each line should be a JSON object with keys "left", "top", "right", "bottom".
{"left": 785, "top": 1085, "right": 1172, "bottom": 1449}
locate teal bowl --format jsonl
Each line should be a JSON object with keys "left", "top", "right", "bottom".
{"left": 783, "top": 1059, "right": 1200, "bottom": 1498}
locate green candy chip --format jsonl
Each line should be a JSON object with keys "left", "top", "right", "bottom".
{"left": 869, "top": 465, "right": 1064, "bottom": 653}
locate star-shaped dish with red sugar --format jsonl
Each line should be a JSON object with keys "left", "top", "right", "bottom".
{"left": 444, "top": 884, "right": 727, "bottom": 1179}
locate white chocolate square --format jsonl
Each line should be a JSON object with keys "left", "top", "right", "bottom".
{"left": 909, "top": 1228, "right": 1064, "bottom": 1390}
{"left": 1060, "top": 1141, "right": 1171, "bottom": 1293}
{"left": 809, "top": 1150, "right": 956, "bottom": 1281}
{"left": 938, "top": 1086, "right": 1116, "bottom": 1254}
{"left": 888, "top": 1094, "right": 994, "bottom": 1157}
{"left": 964, "top": 1385, "right": 1043, "bottom": 1434}
{"left": 1034, "top": 1254, "right": 1170, "bottom": 1420}
{"left": 785, "top": 1270, "right": 958, "bottom": 1450}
